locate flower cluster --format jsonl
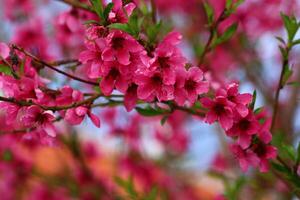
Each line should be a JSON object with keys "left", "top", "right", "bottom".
{"left": 80, "top": 25, "right": 209, "bottom": 111}
{"left": 0, "top": 0, "right": 281, "bottom": 177}
{"left": 0, "top": 45, "right": 100, "bottom": 140}
{"left": 201, "top": 83, "right": 277, "bottom": 172}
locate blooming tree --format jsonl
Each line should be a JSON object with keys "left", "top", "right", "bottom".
{"left": 0, "top": 0, "right": 300, "bottom": 199}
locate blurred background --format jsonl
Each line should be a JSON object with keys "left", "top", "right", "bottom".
{"left": 1, "top": 0, "right": 300, "bottom": 199}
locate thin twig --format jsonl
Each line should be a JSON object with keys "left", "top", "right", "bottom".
{"left": 271, "top": 45, "right": 291, "bottom": 132}
{"left": 55, "top": 0, "right": 95, "bottom": 13}
{"left": 12, "top": 45, "right": 98, "bottom": 86}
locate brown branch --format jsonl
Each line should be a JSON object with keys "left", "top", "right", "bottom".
{"left": 271, "top": 45, "right": 291, "bottom": 132}
{"left": 198, "top": 10, "right": 228, "bottom": 66}
{"left": 12, "top": 45, "right": 98, "bottom": 86}
{"left": 55, "top": 0, "right": 95, "bottom": 13}
{"left": 49, "top": 59, "right": 81, "bottom": 66}
{"left": 0, "top": 93, "right": 102, "bottom": 111}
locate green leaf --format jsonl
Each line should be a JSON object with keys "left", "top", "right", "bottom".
{"left": 275, "top": 36, "right": 286, "bottom": 45}
{"left": 282, "top": 66, "right": 293, "bottom": 86}
{"left": 271, "top": 162, "right": 290, "bottom": 173}
{"left": 115, "top": 176, "right": 138, "bottom": 199}
{"left": 225, "top": 0, "right": 233, "bottom": 10}
{"left": 249, "top": 90, "right": 256, "bottom": 110}
{"left": 296, "top": 142, "right": 300, "bottom": 165}
{"left": 232, "top": 0, "right": 245, "bottom": 11}
{"left": 90, "top": 0, "right": 104, "bottom": 19}
{"left": 108, "top": 23, "right": 132, "bottom": 34}
{"left": 160, "top": 115, "right": 168, "bottom": 126}
{"left": 84, "top": 20, "right": 101, "bottom": 25}
{"left": 143, "top": 187, "right": 158, "bottom": 200}
{"left": 0, "top": 64, "right": 12, "bottom": 75}
{"left": 147, "top": 21, "right": 162, "bottom": 44}
{"left": 127, "top": 14, "right": 141, "bottom": 38}
{"left": 2, "top": 149, "right": 13, "bottom": 161}
{"left": 103, "top": 2, "right": 114, "bottom": 22}
{"left": 213, "top": 23, "right": 238, "bottom": 47}
{"left": 287, "top": 81, "right": 300, "bottom": 87}
{"left": 293, "top": 38, "right": 300, "bottom": 46}
{"left": 254, "top": 107, "right": 263, "bottom": 114}
{"left": 224, "top": 176, "right": 246, "bottom": 200}
{"left": 281, "top": 13, "right": 299, "bottom": 42}
{"left": 136, "top": 106, "right": 168, "bottom": 117}
{"left": 203, "top": 2, "right": 214, "bottom": 26}
{"left": 282, "top": 144, "right": 296, "bottom": 161}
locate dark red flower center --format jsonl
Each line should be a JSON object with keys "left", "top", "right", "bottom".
{"left": 238, "top": 119, "right": 250, "bottom": 131}
{"left": 151, "top": 74, "right": 163, "bottom": 86}
{"left": 108, "top": 68, "right": 120, "bottom": 79}
{"left": 184, "top": 79, "right": 196, "bottom": 91}
{"left": 252, "top": 142, "right": 266, "bottom": 157}
{"left": 112, "top": 37, "right": 125, "bottom": 50}
{"left": 157, "top": 56, "right": 170, "bottom": 69}
{"left": 213, "top": 103, "right": 226, "bottom": 115}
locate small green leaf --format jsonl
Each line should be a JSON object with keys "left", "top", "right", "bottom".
{"left": 143, "top": 187, "right": 158, "bottom": 200}
{"left": 108, "top": 23, "right": 132, "bottom": 34}
{"left": 282, "top": 144, "right": 296, "bottom": 161}
{"left": 147, "top": 21, "right": 162, "bottom": 44}
{"left": 84, "top": 20, "right": 101, "bottom": 25}
{"left": 213, "top": 23, "right": 238, "bottom": 47}
{"left": 249, "top": 90, "right": 257, "bottom": 110}
{"left": 287, "top": 81, "right": 300, "bottom": 87}
{"left": 0, "top": 64, "right": 12, "bottom": 75}
{"left": 90, "top": 0, "right": 104, "bottom": 19}
{"left": 275, "top": 36, "right": 286, "bottom": 45}
{"left": 296, "top": 142, "right": 300, "bottom": 164}
{"left": 271, "top": 162, "right": 290, "bottom": 173}
{"left": 203, "top": 2, "right": 214, "bottom": 26}
{"left": 115, "top": 176, "right": 138, "bottom": 199}
{"left": 136, "top": 106, "right": 168, "bottom": 117}
{"left": 282, "top": 66, "right": 293, "bottom": 86}
{"left": 225, "top": 0, "right": 233, "bottom": 10}
{"left": 254, "top": 107, "right": 263, "bottom": 114}
{"left": 2, "top": 149, "right": 13, "bottom": 161}
{"left": 281, "top": 13, "right": 300, "bottom": 42}
{"left": 103, "top": 2, "right": 114, "bottom": 22}
{"left": 293, "top": 38, "right": 300, "bottom": 46}
{"left": 160, "top": 116, "right": 168, "bottom": 126}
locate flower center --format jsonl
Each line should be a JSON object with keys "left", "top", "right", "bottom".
{"left": 157, "top": 57, "right": 170, "bottom": 69}
{"left": 184, "top": 79, "right": 196, "bottom": 91}
{"left": 213, "top": 104, "right": 226, "bottom": 115}
{"left": 108, "top": 68, "right": 120, "bottom": 79}
{"left": 112, "top": 37, "right": 125, "bottom": 50}
{"left": 239, "top": 119, "right": 250, "bottom": 131}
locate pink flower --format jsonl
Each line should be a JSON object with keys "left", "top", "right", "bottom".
{"left": 56, "top": 86, "right": 83, "bottom": 106}
{"left": 136, "top": 70, "right": 174, "bottom": 101}
{"left": 79, "top": 49, "right": 104, "bottom": 79}
{"left": 254, "top": 109, "right": 273, "bottom": 144}
{"left": 231, "top": 144, "right": 259, "bottom": 172}
{"left": 20, "top": 105, "right": 56, "bottom": 137}
{"left": 55, "top": 86, "right": 100, "bottom": 127}
{"left": 109, "top": 0, "right": 136, "bottom": 23}
{"left": 226, "top": 111, "right": 259, "bottom": 149}
{"left": 64, "top": 106, "right": 101, "bottom": 128}
{"left": 99, "top": 61, "right": 129, "bottom": 96}
{"left": 175, "top": 67, "right": 209, "bottom": 105}
{"left": 100, "top": 30, "right": 143, "bottom": 65}
{"left": 149, "top": 31, "right": 186, "bottom": 85}
{"left": 218, "top": 83, "right": 252, "bottom": 117}
{"left": 124, "top": 84, "right": 138, "bottom": 111}
{"left": 0, "top": 102, "right": 20, "bottom": 125}
{"left": 0, "top": 42, "right": 10, "bottom": 59}
{"left": 201, "top": 96, "right": 234, "bottom": 130}
{"left": 251, "top": 142, "right": 277, "bottom": 172}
